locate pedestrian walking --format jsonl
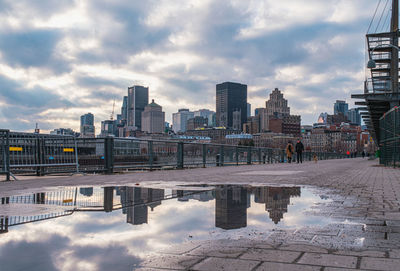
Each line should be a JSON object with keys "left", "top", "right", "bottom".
{"left": 295, "top": 140, "right": 304, "bottom": 163}
{"left": 362, "top": 151, "right": 365, "bottom": 158}
{"left": 285, "top": 141, "right": 294, "bottom": 163}
{"left": 313, "top": 153, "right": 318, "bottom": 163}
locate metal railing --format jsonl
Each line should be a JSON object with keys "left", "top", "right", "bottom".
{"left": 380, "top": 106, "right": 400, "bottom": 167}
{"left": 8, "top": 132, "right": 78, "bottom": 176}
{"left": 0, "top": 131, "right": 349, "bottom": 181}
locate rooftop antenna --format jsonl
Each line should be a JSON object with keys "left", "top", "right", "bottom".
{"left": 110, "top": 99, "right": 115, "bottom": 121}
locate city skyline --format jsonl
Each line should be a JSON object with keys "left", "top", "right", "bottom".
{"left": 0, "top": 1, "right": 378, "bottom": 133}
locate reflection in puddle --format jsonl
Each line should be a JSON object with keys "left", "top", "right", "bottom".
{"left": 0, "top": 185, "right": 331, "bottom": 270}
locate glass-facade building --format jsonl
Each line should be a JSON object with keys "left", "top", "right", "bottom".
{"left": 127, "top": 85, "right": 149, "bottom": 130}
{"left": 216, "top": 82, "right": 247, "bottom": 130}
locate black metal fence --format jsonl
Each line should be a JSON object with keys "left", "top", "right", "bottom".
{"left": 0, "top": 131, "right": 349, "bottom": 181}
{"left": 380, "top": 106, "right": 400, "bottom": 167}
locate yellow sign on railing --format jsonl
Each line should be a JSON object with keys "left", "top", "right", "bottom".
{"left": 9, "top": 147, "right": 23, "bottom": 151}
{"left": 63, "top": 148, "right": 74, "bottom": 152}
{"left": 63, "top": 199, "right": 73, "bottom": 203}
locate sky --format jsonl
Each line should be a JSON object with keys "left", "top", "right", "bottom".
{"left": 0, "top": 0, "right": 385, "bottom": 132}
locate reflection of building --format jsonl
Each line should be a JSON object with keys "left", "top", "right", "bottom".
{"left": 104, "top": 187, "right": 114, "bottom": 213}
{"left": 80, "top": 187, "right": 93, "bottom": 197}
{"left": 173, "top": 190, "right": 214, "bottom": 202}
{"left": 120, "top": 187, "right": 165, "bottom": 225}
{"left": 215, "top": 186, "right": 247, "bottom": 230}
{"left": 254, "top": 187, "right": 301, "bottom": 224}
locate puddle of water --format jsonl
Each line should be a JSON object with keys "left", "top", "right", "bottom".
{"left": 0, "top": 185, "right": 333, "bottom": 270}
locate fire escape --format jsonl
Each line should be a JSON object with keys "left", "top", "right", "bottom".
{"left": 352, "top": 0, "right": 400, "bottom": 143}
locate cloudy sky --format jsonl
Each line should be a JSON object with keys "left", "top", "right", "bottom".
{"left": 0, "top": 0, "right": 385, "bottom": 132}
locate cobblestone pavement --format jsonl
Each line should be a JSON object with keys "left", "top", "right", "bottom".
{"left": 1, "top": 158, "right": 400, "bottom": 270}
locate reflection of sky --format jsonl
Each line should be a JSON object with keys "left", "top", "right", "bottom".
{"left": 0, "top": 186, "right": 332, "bottom": 271}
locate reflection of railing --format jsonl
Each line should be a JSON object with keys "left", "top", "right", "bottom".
{"left": 380, "top": 106, "right": 400, "bottom": 167}
{"left": 1, "top": 131, "right": 349, "bottom": 180}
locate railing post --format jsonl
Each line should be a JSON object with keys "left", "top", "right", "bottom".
{"left": 3, "top": 130, "right": 10, "bottom": 181}
{"left": 104, "top": 136, "right": 114, "bottom": 174}
{"left": 202, "top": 144, "right": 206, "bottom": 168}
{"left": 247, "top": 147, "right": 252, "bottom": 165}
{"left": 148, "top": 141, "right": 154, "bottom": 170}
{"left": 235, "top": 146, "right": 239, "bottom": 165}
{"left": 220, "top": 145, "right": 224, "bottom": 166}
{"left": 35, "top": 135, "right": 44, "bottom": 176}
{"left": 258, "top": 148, "right": 262, "bottom": 164}
{"left": 74, "top": 138, "right": 79, "bottom": 174}
{"left": 177, "top": 142, "right": 184, "bottom": 169}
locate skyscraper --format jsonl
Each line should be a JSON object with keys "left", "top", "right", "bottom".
{"left": 216, "top": 82, "right": 247, "bottom": 130}
{"left": 141, "top": 99, "right": 165, "bottom": 134}
{"left": 172, "top": 109, "right": 194, "bottom": 133}
{"left": 193, "top": 109, "right": 216, "bottom": 127}
{"left": 265, "top": 88, "right": 290, "bottom": 117}
{"left": 80, "top": 113, "right": 95, "bottom": 138}
{"left": 247, "top": 103, "right": 251, "bottom": 118}
{"left": 121, "top": 96, "right": 128, "bottom": 122}
{"left": 347, "top": 108, "right": 361, "bottom": 126}
{"left": 334, "top": 100, "right": 349, "bottom": 116}
{"left": 127, "top": 85, "right": 149, "bottom": 130}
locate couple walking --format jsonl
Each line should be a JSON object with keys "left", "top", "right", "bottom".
{"left": 285, "top": 140, "right": 304, "bottom": 163}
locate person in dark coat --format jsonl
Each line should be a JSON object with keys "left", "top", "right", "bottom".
{"left": 295, "top": 140, "right": 304, "bottom": 163}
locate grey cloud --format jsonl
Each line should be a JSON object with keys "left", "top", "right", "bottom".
{"left": 0, "top": 75, "right": 73, "bottom": 109}
{"left": 0, "top": 234, "right": 69, "bottom": 271}
{"left": 0, "top": 29, "right": 69, "bottom": 73}
{"left": 3, "top": 0, "right": 75, "bottom": 16}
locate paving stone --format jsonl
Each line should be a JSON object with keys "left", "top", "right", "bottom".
{"left": 158, "top": 242, "right": 201, "bottom": 255}
{"left": 188, "top": 245, "right": 247, "bottom": 258}
{"left": 360, "top": 257, "right": 400, "bottom": 271}
{"left": 139, "top": 254, "right": 203, "bottom": 270}
{"left": 191, "top": 257, "right": 260, "bottom": 271}
{"left": 136, "top": 268, "right": 180, "bottom": 271}
{"left": 255, "top": 261, "right": 320, "bottom": 271}
{"left": 324, "top": 268, "right": 367, "bottom": 271}
{"left": 278, "top": 244, "right": 328, "bottom": 254}
{"left": 389, "top": 249, "right": 400, "bottom": 258}
{"left": 333, "top": 250, "right": 386, "bottom": 258}
{"left": 240, "top": 248, "right": 301, "bottom": 263}
{"left": 298, "top": 253, "right": 357, "bottom": 268}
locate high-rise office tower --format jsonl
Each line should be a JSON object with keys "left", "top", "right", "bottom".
{"left": 80, "top": 113, "right": 95, "bottom": 138}
{"left": 141, "top": 99, "right": 165, "bottom": 134}
{"left": 247, "top": 103, "right": 251, "bottom": 118}
{"left": 127, "top": 85, "right": 149, "bottom": 130}
{"left": 265, "top": 88, "right": 290, "bottom": 117}
{"left": 347, "top": 108, "right": 361, "bottom": 126}
{"left": 172, "top": 109, "right": 194, "bottom": 133}
{"left": 216, "top": 82, "right": 247, "bottom": 130}
{"left": 121, "top": 96, "right": 128, "bottom": 122}
{"left": 194, "top": 109, "right": 216, "bottom": 127}
{"left": 334, "top": 100, "right": 349, "bottom": 116}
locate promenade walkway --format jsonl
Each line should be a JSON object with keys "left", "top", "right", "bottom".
{"left": 1, "top": 158, "right": 400, "bottom": 270}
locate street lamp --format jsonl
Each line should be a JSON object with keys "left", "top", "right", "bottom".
{"left": 367, "top": 43, "right": 400, "bottom": 68}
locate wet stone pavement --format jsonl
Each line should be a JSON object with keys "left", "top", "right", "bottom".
{"left": 0, "top": 158, "right": 399, "bottom": 270}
